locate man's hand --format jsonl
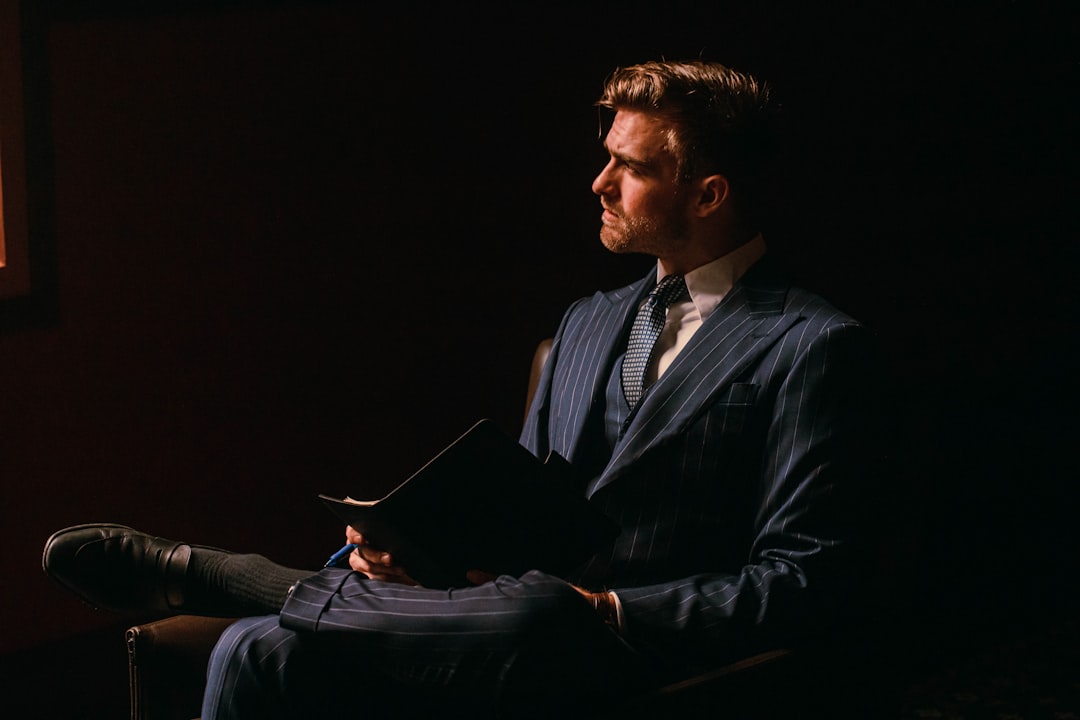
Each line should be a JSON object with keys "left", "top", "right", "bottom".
{"left": 465, "top": 570, "right": 497, "bottom": 585}
{"left": 344, "top": 526, "right": 420, "bottom": 586}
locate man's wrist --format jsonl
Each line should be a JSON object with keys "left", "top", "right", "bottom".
{"left": 572, "top": 585, "right": 622, "bottom": 631}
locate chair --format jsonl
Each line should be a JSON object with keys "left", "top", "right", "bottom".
{"left": 126, "top": 339, "right": 802, "bottom": 719}
{"left": 127, "top": 615, "right": 237, "bottom": 720}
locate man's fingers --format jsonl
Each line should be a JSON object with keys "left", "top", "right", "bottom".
{"left": 348, "top": 545, "right": 415, "bottom": 580}
{"left": 466, "top": 570, "right": 498, "bottom": 585}
{"left": 348, "top": 546, "right": 369, "bottom": 574}
{"left": 358, "top": 543, "right": 393, "bottom": 566}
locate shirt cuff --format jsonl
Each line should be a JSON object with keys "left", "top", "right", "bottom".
{"left": 608, "top": 590, "right": 625, "bottom": 634}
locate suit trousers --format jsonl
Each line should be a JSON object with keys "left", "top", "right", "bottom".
{"left": 201, "top": 569, "right": 651, "bottom": 719}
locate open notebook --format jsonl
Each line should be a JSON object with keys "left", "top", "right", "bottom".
{"left": 319, "top": 419, "right": 620, "bottom": 589}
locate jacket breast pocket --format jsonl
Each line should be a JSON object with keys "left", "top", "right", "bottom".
{"left": 700, "top": 382, "right": 759, "bottom": 437}
{"left": 675, "top": 382, "right": 762, "bottom": 485}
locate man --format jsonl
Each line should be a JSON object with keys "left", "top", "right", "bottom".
{"left": 43, "top": 60, "right": 876, "bottom": 717}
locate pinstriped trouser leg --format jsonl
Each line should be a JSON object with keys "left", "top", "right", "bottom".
{"left": 201, "top": 615, "right": 397, "bottom": 719}
{"left": 201, "top": 616, "right": 294, "bottom": 720}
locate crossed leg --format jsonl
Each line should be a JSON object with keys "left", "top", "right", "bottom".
{"left": 203, "top": 570, "right": 651, "bottom": 719}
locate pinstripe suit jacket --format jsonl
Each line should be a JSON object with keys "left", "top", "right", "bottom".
{"left": 519, "top": 255, "right": 876, "bottom": 673}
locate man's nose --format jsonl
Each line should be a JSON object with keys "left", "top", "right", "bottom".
{"left": 592, "top": 160, "right": 615, "bottom": 197}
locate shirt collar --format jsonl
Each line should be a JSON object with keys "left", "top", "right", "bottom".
{"left": 656, "top": 234, "right": 767, "bottom": 322}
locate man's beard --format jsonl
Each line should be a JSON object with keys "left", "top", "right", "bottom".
{"left": 600, "top": 212, "right": 688, "bottom": 258}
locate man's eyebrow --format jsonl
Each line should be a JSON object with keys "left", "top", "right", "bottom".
{"left": 602, "top": 142, "right": 649, "bottom": 170}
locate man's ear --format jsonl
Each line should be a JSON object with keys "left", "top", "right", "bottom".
{"left": 693, "top": 174, "right": 730, "bottom": 217}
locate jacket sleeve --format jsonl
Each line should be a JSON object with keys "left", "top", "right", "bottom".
{"left": 612, "top": 320, "right": 880, "bottom": 668}
{"left": 518, "top": 297, "right": 588, "bottom": 459}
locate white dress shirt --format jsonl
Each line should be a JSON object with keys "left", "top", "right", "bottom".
{"left": 648, "top": 234, "right": 767, "bottom": 385}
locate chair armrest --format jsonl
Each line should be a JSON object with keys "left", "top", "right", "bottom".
{"left": 127, "top": 615, "right": 237, "bottom": 720}
{"left": 653, "top": 647, "right": 794, "bottom": 696}
{"left": 613, "top": 647, "right": 797, "bottom": 717}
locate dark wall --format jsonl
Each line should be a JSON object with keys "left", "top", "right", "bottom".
{"left": 1, "top": 0, "right": 1075, "bottom": 661}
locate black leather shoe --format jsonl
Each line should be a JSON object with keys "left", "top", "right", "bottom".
{"left": 42, "top": 524, "right": 192, "bottom": 614}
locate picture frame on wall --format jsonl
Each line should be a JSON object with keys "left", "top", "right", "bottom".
{"left": 0, "top": 0, "right": 31, "bottom": 301}
{"left": 0, "top": 0, "right": 55, "bottom": 330}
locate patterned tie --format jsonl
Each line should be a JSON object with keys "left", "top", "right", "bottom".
{"left": 621, "top": 274, "right": 688, "bottom": 409}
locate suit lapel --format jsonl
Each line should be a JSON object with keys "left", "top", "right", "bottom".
{"left": 589, "top": 257, "right": 798, "bottom": 496}
{"left": 551, "top": 273, "right": 651, "bottom": 464}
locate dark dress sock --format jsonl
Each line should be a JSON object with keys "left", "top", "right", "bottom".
{"left": 186, "top": 548, "right": 314, "bottom": 616}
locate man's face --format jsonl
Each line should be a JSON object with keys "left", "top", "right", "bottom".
{"left": 592, "top": 110, "right": 690, "bottom": 259}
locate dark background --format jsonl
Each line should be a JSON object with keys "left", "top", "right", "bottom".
{"left": 1, "top": 0, "right": 1076, "bottom": 714}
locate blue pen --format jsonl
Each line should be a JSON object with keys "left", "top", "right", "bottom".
{"left": 324, "top": 543, "right": 357, "bottom": 568}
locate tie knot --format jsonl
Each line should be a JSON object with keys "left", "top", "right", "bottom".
{"left": 649, "top": 274, "right": 687, "bottom": 308}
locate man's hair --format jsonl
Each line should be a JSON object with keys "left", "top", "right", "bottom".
{"left": 597, "top": 60, "right": 776, "bottom": 216}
